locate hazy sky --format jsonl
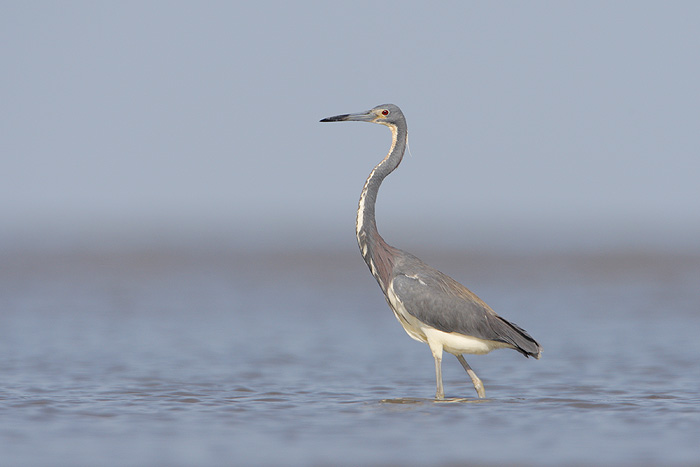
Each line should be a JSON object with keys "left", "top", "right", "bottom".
{"left": 2, "top": 2, "right": 699, "bottom": 251}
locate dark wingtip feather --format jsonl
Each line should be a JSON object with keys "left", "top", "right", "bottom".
{"left": 495, "top": 317, "right": 542, "bottom": 359}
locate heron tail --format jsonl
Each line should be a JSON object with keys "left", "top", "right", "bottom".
{"left": 493, "top": 316, "right": 542, "bottom": 359}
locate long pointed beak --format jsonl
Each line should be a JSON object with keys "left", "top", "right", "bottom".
{"left": 320, "top": 110, "right": 374, "bottom": 123}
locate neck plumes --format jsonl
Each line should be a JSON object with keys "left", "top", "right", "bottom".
{"left": 356, "top": 120, "right": 408, "bottom": 288}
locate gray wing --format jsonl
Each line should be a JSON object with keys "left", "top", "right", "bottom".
{"left": 391, "top": 270, "right": 541, "bottom": 358}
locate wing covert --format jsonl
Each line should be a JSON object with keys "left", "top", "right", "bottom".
{"left": 391, "top": 271, "right": 541, "bottom": 357}
{"left": 391, "top": 273, "right": 499, "bottom": 341}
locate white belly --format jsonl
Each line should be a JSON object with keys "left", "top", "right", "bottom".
{"left": 423, "top": 327, "right": 512, "bottom": 355}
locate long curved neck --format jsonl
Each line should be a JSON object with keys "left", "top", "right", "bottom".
{"left": 356, "top": 120, "right": 408, "bottom": 287}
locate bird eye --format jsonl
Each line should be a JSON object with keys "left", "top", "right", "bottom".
{"left": 381, "top": 109, "right": 389, "bottom": 116}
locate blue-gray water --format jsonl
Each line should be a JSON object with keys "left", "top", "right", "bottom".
{"left": 1, "top": 246, "right": 699, "bottom": 465}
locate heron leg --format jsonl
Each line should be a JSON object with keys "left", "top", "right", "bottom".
{"left": 427, "top": 341, "right": 445, "bottom": 400}
{"left": 433, "top": 355, "right": 444, "bottom": 400}
{"left": 456, "top": 354, "right": 485, "bottom": 398}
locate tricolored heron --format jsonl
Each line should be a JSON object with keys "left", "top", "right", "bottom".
{"left": 321, "top": 104, "right": 542, "bottom": 399}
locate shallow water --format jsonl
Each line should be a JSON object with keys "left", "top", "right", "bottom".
{"left": 1, "top": 247, "right": 699, "bottom": 465}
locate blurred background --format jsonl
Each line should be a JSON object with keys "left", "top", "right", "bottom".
{"left": 3, "top": 1, "right": 698, "bottom": 254}
{"left": 3, "top": 3, "right": 700, "bottom": 465}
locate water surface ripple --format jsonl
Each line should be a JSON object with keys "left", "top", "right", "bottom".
{"left": 1, "top": 249, "right": 699, "bottom": 465}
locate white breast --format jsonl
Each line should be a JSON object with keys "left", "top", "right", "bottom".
{"left": 386, "top": 282, "right": 427, "bottom": 344}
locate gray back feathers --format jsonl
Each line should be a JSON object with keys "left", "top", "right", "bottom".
{"left": 391, "top": 251, "right": 542, "bottom": 358}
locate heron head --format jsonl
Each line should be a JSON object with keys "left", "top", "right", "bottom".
{"left": 320, "top": 104, "right": 404, "bottom": 126}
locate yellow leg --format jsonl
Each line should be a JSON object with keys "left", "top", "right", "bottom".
{"left": 433, "top": 355, "right": 444, "bottom": 400}
{"left": 456, "top": 354, "right": 485, "bottom": 398}
{"left": 428, "top": 340, "right": 445, "bottom": 400}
